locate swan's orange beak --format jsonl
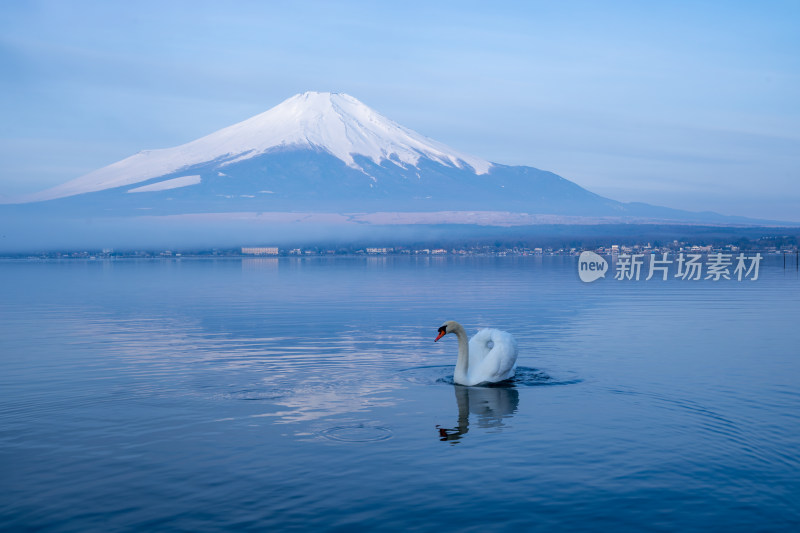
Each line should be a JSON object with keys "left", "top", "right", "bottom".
{"left": 435, "top": 330, "right": 446, "bottom": 342}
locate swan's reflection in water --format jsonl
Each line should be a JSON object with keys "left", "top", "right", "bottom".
{"left": 437, "top": 384, "right": 519, "bottom": 443}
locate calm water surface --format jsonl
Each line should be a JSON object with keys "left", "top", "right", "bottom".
{"left": 1, "top": 256, "right": 799, "bottom": 531}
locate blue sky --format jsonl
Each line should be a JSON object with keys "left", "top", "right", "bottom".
{"left": 1, "top": 0, "right": 798, "bottom": 221}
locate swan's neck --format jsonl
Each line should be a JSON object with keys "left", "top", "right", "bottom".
{"left": 453, "top": 326, "right": 470, "bottom": 383}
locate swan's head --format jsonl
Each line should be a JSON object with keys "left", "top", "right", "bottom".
{"left": 435, "top": 320, "right": 462, "bottom": 342}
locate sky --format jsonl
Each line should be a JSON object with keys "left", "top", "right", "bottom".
{"left": 1, "top": 0, "right": 798, "bottom": 221}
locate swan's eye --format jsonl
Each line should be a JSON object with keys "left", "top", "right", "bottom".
{"left": 438, "top": 326, "right": 446, "bottom": 334}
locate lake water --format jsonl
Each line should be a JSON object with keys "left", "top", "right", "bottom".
{"left": 1, "top": 256, "right": 799, "bottom": 531}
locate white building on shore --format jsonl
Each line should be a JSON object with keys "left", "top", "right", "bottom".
{"left": 241, "top": 247, "right": 279, "bottom": 256}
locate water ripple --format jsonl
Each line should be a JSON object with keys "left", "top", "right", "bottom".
{"left": 318, "top": 423, "right": 393, "bottom": 443}
{"left": 398, "top": 365, "right": 582, "bottom": 387}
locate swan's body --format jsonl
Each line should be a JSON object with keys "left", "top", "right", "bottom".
{"left": 435, "top": 320, "right": 518, "bottom": 386}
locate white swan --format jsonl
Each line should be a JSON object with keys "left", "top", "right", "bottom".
{"left": 435, "top": 320, "right": 518, "bottom": 386}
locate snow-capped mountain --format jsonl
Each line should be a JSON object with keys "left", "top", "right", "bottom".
{"left": 21, "top": 92, "right": 491, "bottom": 203}
{"left": 3, "top": 92, "right": 770, "bottom": 225}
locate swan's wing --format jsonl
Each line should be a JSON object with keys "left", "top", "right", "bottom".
{"left": 468, "top": 329, "right": 494, "bottom": 368}
{"left": 472, "top": 329, "right": 518, "bottom": 384}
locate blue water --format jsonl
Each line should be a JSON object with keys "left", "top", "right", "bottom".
{"left": 1, "top": 256, "right": 799, "bottom": 531}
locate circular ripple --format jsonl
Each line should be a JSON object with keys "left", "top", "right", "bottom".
{"left": 399, "top": 365, "right": 581, "bottom": 387}
{"left": 512, "top": 367, "right": 583, "bottom": 387}
{"left": 319, "top": 424, "right": 393, "bottom": 443}
{"left": 397, "top": 365, "right": 453, "bottom": 385}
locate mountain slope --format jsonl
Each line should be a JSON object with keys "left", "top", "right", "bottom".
{"left": 19, "top": 92, "right": 490, "bottom": 203}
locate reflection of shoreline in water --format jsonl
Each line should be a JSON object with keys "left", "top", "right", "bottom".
{"left": 437, "top": 385, "right": 519, "bottom": 443}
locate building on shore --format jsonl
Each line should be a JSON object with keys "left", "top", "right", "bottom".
{"left": 241, "top": 247, "right": 279, "bottom": 256}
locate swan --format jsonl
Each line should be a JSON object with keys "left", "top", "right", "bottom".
{"left": 435, "top": 320, "right": 518, "bottom": 386}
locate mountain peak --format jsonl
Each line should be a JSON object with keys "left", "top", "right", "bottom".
{"left": 207, "top": 91, "right": 490, "bottom": 173}
{"left": 19, "top": 92, "right": 491, "bottom": 202}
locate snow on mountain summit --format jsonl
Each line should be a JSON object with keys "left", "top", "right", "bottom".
{"left": 24, "top": 92, "right": 492, "bottom": 202}
{"left": 219, "top": 92, "right": 491, "bottom": 173}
